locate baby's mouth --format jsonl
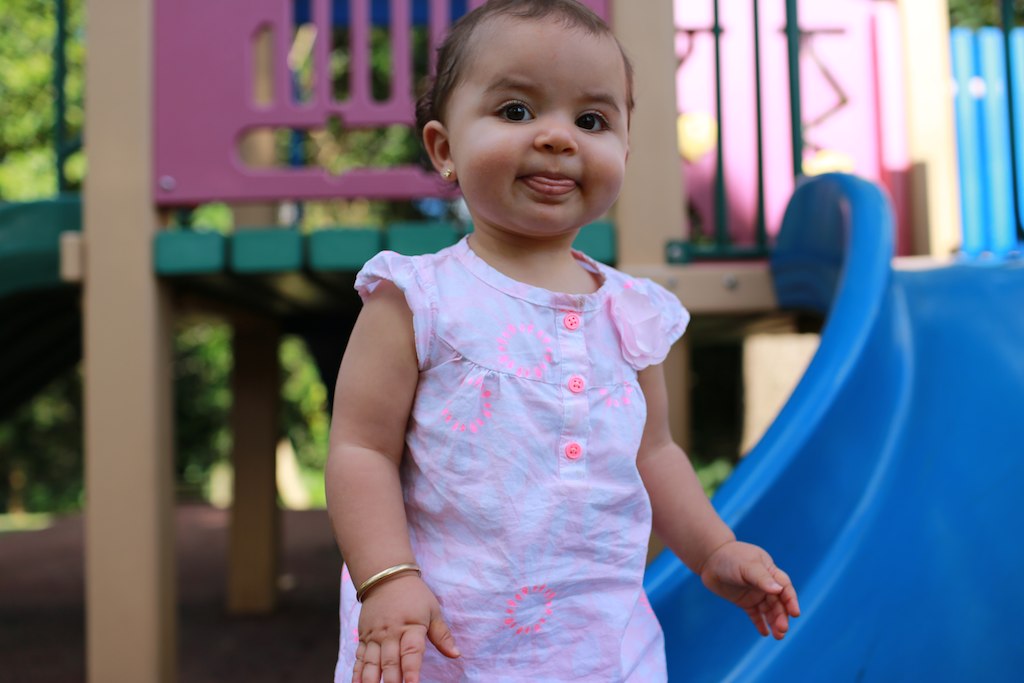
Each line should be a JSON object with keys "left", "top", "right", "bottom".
{"left": 520, "top": 174, "right": 577, "bottom": 196}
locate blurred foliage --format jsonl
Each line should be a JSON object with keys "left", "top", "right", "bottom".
{"left": 174, "top": 325, "right": 331, "bottom": 501}
{"left": 0, "top": 370, "right": 83, "bottom": 513}
{"left": 949, "top": 0, "right": 1024, "bottom": 27}
{"left": 280, "top": 337, "right": 331, "bottom": 474}
{"left": 0, "top": 0, "right": 84, "bottom": 200}
{"left": 0, "top": 322, "right": 331, "bottom": 513}
{"left": 174, "top": 323, "right": 234, "bottom": 498}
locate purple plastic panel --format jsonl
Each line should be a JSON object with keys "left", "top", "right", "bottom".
{"left": 154, "top": 0, "right": 609, "bottom": 206}
{"left": 673, "top": 0, "right": 909, "bottom": 249}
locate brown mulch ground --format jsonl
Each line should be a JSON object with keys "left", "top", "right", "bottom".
{"left": 0, "top": 504, "right": 342, "bottom": 683}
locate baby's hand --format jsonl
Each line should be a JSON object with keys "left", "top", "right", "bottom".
{"left": 699, "top": 541, "right": 801, "bottom": 640}
{"left": 353, "top": 574, "right": 460, "bottom": 683}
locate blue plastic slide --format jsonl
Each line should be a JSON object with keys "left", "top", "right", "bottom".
{"left": 646, "top": 174, "right": 1024, "bottom": 681}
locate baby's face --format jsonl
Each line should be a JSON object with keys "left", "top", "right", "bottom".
{"left": 435, "top": 16, "right": 631, "bottom": 244}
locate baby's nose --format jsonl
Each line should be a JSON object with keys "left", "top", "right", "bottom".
{"left": 534, "top": 122, "right": 578, "bottom": 154}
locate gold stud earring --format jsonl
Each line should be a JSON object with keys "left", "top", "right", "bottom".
{"left": 442, "top": 168, "right": 454, "bottom": 180}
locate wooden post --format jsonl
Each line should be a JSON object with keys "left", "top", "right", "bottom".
{"left": 224, "top": 23, "right": 283, "bottom": 612}
{"left": 227, "top": 315, "right": 281, "bottom": 613}
{"left": 612, "top": 0, "right": 687, "bottom": 265}
{"left": 898, "top": 0, "right": 961, "bottom": 257}
{"left": 83, "top": 0, "right": 176, "bottom": 680}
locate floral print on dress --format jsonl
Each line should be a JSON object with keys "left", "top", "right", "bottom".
{"left": 496, "top": 322, "right": 554, "bottom": 378}
{"left": 599, "top": 382, "right": 636, "bottom": 409}
{"left": 441, "top": 374, "right": 496, "bottom": 433}
{"left": 504, "top": 584, "right": 556, "bottom": 635}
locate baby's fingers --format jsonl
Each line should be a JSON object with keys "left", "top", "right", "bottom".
{"left": 762, "top": 594, "right": 791, "bottom": 640}
{"left": 764, "top": 564, "right": 800, "bottom": 618}
{"left": 352, "top": 641, "right": 366, "bottom": 683}
{"left": 427, "top": 616, "right": 461, "bottom": 659}
{"left": 746, "top": 561, "right": 785, "bottom": 595}
{"left": 745, "top": 605, "right": 770, "bottom": 637}
{"left": 380, "top": 638, "right": 402, "bottom": 683}
{"left": 399, "top": 626, "right": 427, "bottom": 683}
{"left": 777, "top": 574, "right": 801, "bottom": 618}
{"left": 359, "top": 640, "right": 382, "bottom": 683}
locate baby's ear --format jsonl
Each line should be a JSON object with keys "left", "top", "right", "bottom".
{"left": 422, "top": 120, "right": 454, "bottom": 175}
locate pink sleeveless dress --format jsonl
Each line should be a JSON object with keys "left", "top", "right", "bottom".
{"left": 336, "top": 237, "right": 688, "bottom": 682}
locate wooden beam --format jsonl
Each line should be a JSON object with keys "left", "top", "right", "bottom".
{"left": 227, "top": 316, "right": 281, "bottom": 614}
{"left": 897, "top": 0, "right": 961, "bottom": 256}
{"left": 620, "top": 262, "right": 778, "bottom": 314}
{"left": 84, "top": 0, "right": 176, "bottom": 680}
{"left": 611, "top": 0, "right": 687, "bottom": 264}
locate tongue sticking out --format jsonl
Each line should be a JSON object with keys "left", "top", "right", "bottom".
{"left": 522, "top": 175, "right": 577, "bottom": 196}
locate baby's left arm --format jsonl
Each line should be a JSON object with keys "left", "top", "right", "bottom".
{"left": 635, "top": 363, "right": 800, "bottom": 639}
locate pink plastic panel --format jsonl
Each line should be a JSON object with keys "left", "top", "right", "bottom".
{"left": 154, "top": 0, "right": 609, "bottom": 206}
{"left": 674, "top": 0, "right": 909, "bottom": 250}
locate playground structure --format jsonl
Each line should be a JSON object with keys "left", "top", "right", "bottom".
{"left": 1, "top": 0, "right": 1022, "bottom": 681}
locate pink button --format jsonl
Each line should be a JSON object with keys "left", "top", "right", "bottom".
{"left": 565, "top": 442, "right": 583, "bottom": 460}
{"left": 563, "top": 313, "right": 581, "bottom": 330}
{"left": 567, "top": 375, "right": 585, "bottom": 393}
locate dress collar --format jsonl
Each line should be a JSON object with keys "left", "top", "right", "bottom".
{"left": 452, "top": 236, "right": 614, "bottom": 312}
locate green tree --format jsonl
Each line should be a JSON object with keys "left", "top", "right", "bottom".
{"left": 0, "top": 370, "right": 83, "bottom": 513}
{"left": 949, "top": 0, "right": 1024, "bottom": 28}
{"left": 0, "top": 0, "right": 84, "bottom": 200}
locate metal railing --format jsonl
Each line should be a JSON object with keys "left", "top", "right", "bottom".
{"left": 668, "top": 0, "right": 802, "bottom": 262}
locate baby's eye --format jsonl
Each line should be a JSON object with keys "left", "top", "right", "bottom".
{"left": 499, "top": 102, "right": 533, "bottom": 122}
{"left": 576, "top": 112, "right": 609, "bottom": 132}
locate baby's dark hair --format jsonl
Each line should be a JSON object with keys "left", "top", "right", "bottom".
{"left": 415, "top": 0, "right": 635, "bottom": 139}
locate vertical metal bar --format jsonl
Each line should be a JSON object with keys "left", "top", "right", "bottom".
{"left": 752, "top": 0, "right": 767, "bottom": 250}
{"left": 1009, "top": 27, "right": 1024, "bottom": 240}
{"left": 1001, "top": 0, "right": 1024, "bottom": 241}
{"left": 951, "top": 29, "right": 986, "bottom": 257}
{"left": 390, "top": 0, "right": 413, "bottom": 111}
{"left": 712, "top": 0, "right": 729, "bottom": 250}
{"left": 428, "top": 0, "right": 450, "bottom": 75}
{"left": 54, "top": 0, "right": 68, "bottom": 193}
{"left": 278, "top": 1, "right": 297, "bottom": 106}
{"left": 978, "top": 28, "right": 1015, "bottom": 255}
{"left": 350, "top": 0, "right": 371, "bottom": 106}
{"left": 313, "top": 0, "right": 331, "bottom": 105}
{"left": 785, "top": 0, "right": 803, "bottom": 178}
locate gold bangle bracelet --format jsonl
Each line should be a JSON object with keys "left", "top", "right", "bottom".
{"left": 355, "top": 562, "right": 421, "bottom": 603}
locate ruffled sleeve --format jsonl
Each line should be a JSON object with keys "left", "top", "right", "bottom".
{"left": 355, "top": 251, "right": 437, "bottom": 370}
{"left": 608, "top": 278, "right": 690, "bottom": 370}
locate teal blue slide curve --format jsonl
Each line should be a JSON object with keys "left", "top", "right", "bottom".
{"left": 646, "top": 173, "right": 1024, "bottom": 681}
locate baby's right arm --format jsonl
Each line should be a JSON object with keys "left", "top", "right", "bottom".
{"left": 325, "top": 281, "right": 460, "bottom": 683}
